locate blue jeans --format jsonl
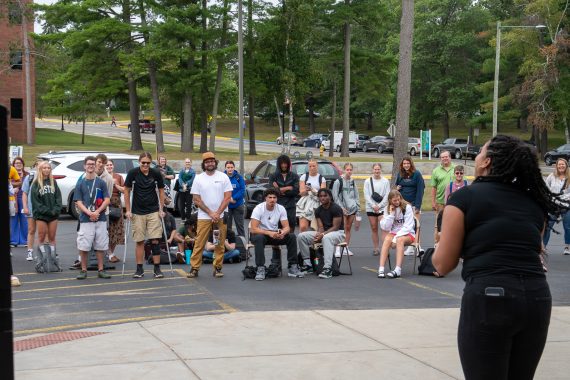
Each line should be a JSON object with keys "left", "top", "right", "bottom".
{"left": 543, "top": 211, "right": 570, "bottom": 246}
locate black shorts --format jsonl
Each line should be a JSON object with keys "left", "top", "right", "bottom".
{"left": 366, "top": 211, "right": 384, "bottom": 217}
{"left": 35, "top": 216, "right": 58, "bottom": 223}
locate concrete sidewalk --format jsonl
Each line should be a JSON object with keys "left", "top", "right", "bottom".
{"left": 14, "top": 307, "right": 570, "bottom": 379}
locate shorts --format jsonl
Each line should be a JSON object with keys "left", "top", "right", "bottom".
{"left": 77, "top": 221, "right": 109, "bottom": 251}
{"left": 35, "top": 216, "right": 58, "bottom": 223}
{"left": 390, "top": 233, "right": 415, "bottom": 243}
{"left": 132, "top": 212, "right": 163, "bottom": 242}
{"left": 366, "top": 211, "right": 384, "bottom": 217}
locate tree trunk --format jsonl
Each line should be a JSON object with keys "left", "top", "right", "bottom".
{"left": 308, "top": 103, "right": 315, "bottom": 134}
{"left": 367, "top": 111, "right": 373, "bottom": 130}
{"left": 564, "top": 116, "right": 569, "bottom": 144}
{"left": 199, "top": 0, "right": 209, "bottom": 153}
{"left": 81, "top": 117, "right": 86, "bottom": 144}
{"left": 442, "top": 110, "right": 450, "bottom": 139}
{"left": 540, "top": 129, "right": 548, "bottom": 155}
{"left": 391, "top": 0, "right": 414, "bottom": 184}
{"left": 181, "top": 92, "right": 193, "bottom": 152}
{"left": 287, "top": 101, "right": 294, "bottom": 154}
{"left": 329, "top": 79, "right": 337, "bottom": 158}
{"left": 209, "top": 0, "right": 230, "bottom": 152}
{"left": 341, "top": 0, "right": 351, "bottom": 158}
{"left": 128, "top": 76, "right": 143, "bottom": 150}
{"left": 248, "top": 94, "right": 257, "bottom": 155}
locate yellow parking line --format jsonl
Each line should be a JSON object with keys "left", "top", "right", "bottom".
{"left": 12, "top": 276, "right": 184, "bottom": 293}
{"left": 15, "top": 309, "right": 228, "bottom": 336}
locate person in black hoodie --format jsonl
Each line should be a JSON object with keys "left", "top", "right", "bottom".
{"left": 268, "top": 155, "right": 299, "bottom": 230}
{"left": 30, "top": 160, "right": 62, "bottom": 260}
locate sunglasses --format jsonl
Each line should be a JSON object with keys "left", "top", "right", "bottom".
{"left": 140, "top": 161, "right": 151, "bottom": 165}
{"left": 455, "top": 171, "right": 464, "bottom": 175}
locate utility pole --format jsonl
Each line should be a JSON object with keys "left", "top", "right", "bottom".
{"left": 237, "top": 0, "right": 244, "bottom": 173}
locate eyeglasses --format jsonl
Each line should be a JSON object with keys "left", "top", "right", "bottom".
{"left": 86, "top": 163, "right": 95, "bottom": 166}
{"left": 455, "top": 171, "right": 464, "bottom": 175}
{"left": 140, "top": 161, "right": 151, "bottom": 165}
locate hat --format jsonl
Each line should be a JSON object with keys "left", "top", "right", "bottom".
{"left": 202, "top": 152, "right": 216, "bottom": 161}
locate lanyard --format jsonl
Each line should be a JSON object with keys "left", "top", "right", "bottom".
{"left": 86, "top": 179, "right": 97, "bottom": 207}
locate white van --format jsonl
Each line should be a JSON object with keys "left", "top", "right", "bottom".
{"left": 322, "top": 131, "right": 357, "bottom": 152}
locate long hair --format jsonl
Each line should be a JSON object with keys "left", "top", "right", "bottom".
{"left": 276, "top": 155, "right": 291, "bottom": 174}
{"left": 399, "top": 156, "right": 416, "bottom": 178}
{"left": 554, "top": 158, "right": 570, "bottom": 190}
{"left": 387, "top": 189, "right": 409, "bottom": 214}
{"left": 12, "top": 156, "right": 28, "bottom": 178}
{"left": 478, "top": 135, "right": 567, "bottom": 216}
{"left": 34, "top": 161, "right": 55, "bottom": 195}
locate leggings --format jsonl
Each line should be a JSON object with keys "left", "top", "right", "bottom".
{"left": 458, "top": 275, "right": 551, "bottom": 380}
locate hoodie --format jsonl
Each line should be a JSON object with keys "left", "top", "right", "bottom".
{"left": 268, "top": 155, "right": 300, "bottom": 210}
{"left": 225, "top": 170, "right": 245, "bottom": 209}
{"left": 31, "top": 179, "right": 62, "bottom": 221}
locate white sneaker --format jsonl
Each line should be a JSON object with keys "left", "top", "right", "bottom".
{"left": 564, "top": 246, "right": 570, "bottom": 256}
{"left": 26, "top": 250, "right": 33, "bottom": 261}
{"left": 11, "top": 276, "right": 21, "bottom": 287}
{"left": 335, "top": 247, "right": 342, "bottom": 258}
{"left": 404, "top": 246, "right": 416, "bottom": 256}
{"left": 347, "top": 249, "right": 354, "bottom": 256}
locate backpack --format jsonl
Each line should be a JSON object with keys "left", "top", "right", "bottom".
{"left": 336, "top": 178, "right": 354, "bottom": 201}
{"left": 87, "top": 247, "right": 114, "bottom": 270}
{"left": 241, "top": 263, "right": 281, "bottom": 279}
{"left": 417, "top": 248, "right": 443, "bottom": 277}
{"left": 310, "top": 246, "right": 341, "bottom": 276}
{"left": 304, "top": 172, "right": 324, "bottom": 190}
{"left": 34, "top": 244, "right": 62, "bottom": 273}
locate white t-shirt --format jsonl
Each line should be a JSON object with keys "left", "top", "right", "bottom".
{"left": 251, "top": 202, "right": 288, "bottom": 231}
{"left": 300, "top": 173, "right": 326, "bottom": 190}
{"left": 191, "top": 170, "right": 233, "bottom": 220}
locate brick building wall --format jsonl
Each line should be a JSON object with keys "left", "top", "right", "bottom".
{"left": 0, "top": 0, "right": 36, "bottom": 144}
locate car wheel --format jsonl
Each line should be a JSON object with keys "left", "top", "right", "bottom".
{"left": 303, "top": 141, "right": 308, "bottom": 147}
{"left": 454, "top": 149, "right": 462, "bottom": 160}
{"left": 68, "top": 192, "right": 79, "bottom": 220}
{"left": 545, "top": 155, "right": 554, "bottom": 166}
{"left": 410, "top": 147, "right": 416, "bottom": 156}
{"left": 377, "top": 145, "right": 384, "bottom": 154}
{"left": 128, "top": 125, "right": 131, "bottom": 132}
{"left": 336, "top": 145, "right": 341, "bottom": 152}
{"left": 152, "top": 130, "right": 156, "bottom": 134}
{"left": 276, "top": 139, "right": 281, "bottom": 145}
{"left": 433, "top": 148, "right": 440, "bottom": 158}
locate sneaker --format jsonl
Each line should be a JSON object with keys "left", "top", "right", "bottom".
{"left": 69, "top": 260, "right": 82, "bottom": 270}
{"left": 301, "top": 264, "right": 314, "bottom": 274}
{"left": 404, "top": 246, "right": 416, "bottom": 256}
{"left": 564, "top": 247, "right": 570, "bottom": 256}
{"left": 26, "top": 250, "right": 33, "bottom": 261}
{"left": 255, "top": 266, "right": 266, "bottom": 281}
{"left": 347, "top": 249, "right": 354, "bottom": 256}
{"left": 176, "top": 252, "right": 185, "bottom": 264}
{"left": 76, "top": 270, "right": 88, "bottom": 280}
{"left": 287, "top": 264, "right": 305, "bottom": 278}
{"left": 109, "top": 255, "right": 121, "bottom": 263}
{"left": 213, "top": 267, "right": 224, "bottom": 278}
{"left": 378, "top": 270, "right": 385, "bottom": 278}
{"left": 187, "top": 269, "right": 199, "bottom": 278}
{"left": 318, "top": 267, "right": 332, "bottom": 279}
{"left": 335, "top": 247, "right": 341, "bottom": 258}
{"left": 372, "top": 249, "right": 380, "bottom": 256}
{"left": 153, "top": 267, "right": 164, "bottom": 278}
{"left": 133, "top": 268, "right": 145, "bottom": 278}
{"left": 11, "top": 275, "right": 21, "bottom": 287}
{"left": 98, "top": 270, "right": 111, "bottom": 279}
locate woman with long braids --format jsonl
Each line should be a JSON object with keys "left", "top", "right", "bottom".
{"left": 543, "top": 158, "right": 570, "bottom": 255}
{"left": 433, "top": 135, "right": 563, "bottom": 380}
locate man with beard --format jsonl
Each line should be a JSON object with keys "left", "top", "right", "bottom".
{"left": 186, "top": 152, "right": 233, "bottom": 278}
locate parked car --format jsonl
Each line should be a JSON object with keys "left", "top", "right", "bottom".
{"left": 355, "top": 134, "right": 371, "bottom": 151}
{"left": 276, "top": 132, "right": 304, "bottom": 146}
{"left": 321, "top": 131, "right": 358, "bottom": 152}
{"left": 408, "top": 137, "right": 422, "bottom": 156}
{"left": 243, "top": 158, "right": 342, "bottom": 217}
{"left": 362, "top": 136, "right": 394, "bottom": 153}
{"left": 544, "top": 144, "right": 570, "bottom": 166}
{"left": 128, "top": 119, "right": 156, "bottom": 134}
{"left": 303, "top": 133, "right": 327, "bottom": 148}
{"left": 432, "top": 138, "right": 480, "bottom": 160}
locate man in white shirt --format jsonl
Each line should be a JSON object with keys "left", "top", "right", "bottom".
{"left": 187, "top": 152, "right": 233, "bottom": 278}
{"left": 250, "top": 187, "right": 304, "bottom": 281}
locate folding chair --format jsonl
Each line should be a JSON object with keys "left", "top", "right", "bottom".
{"left": 386, "top": 216, "right": 421, "bottom": 275}
{"left": 244, "top": 221, "right": 284, "bottom": 276}
{"left": 334, "top": 241, "right": 353, "bottom": 275}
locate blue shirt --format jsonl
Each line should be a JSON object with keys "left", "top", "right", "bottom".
{"left": 73, "top": 177, "right": 109, "bottom": 223}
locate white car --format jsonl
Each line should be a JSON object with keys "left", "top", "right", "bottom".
{"left": 36, "top": 151, "right": 176, "bottom": 219}
{"left": 321, "top": 131, "right": 357, "bottom": 152}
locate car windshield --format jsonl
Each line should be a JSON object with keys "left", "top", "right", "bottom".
{"left": 292, "top": 163, "right": 336, "bottom": 176}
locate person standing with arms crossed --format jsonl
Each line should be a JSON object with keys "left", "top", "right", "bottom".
{"left": 124, "top": 152, "right": 167, "bottom": 279}
{"left": 186, "top": 152, "right": 233, "bottom": 279}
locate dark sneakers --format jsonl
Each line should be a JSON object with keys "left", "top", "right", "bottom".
{"left": 187, "top": 269, "right": 199, "bottom": 278}
{"left": 318, "top": 267, "right": 333, "bottom": 279}
{"left": 153, "top": 267, "right": 164, "bottom": 279}
{"left": 133, "top": 268, "right": 145, "bottom": 278}
{"left": 69, "top": 260, "right": 81, "bottom": 270}
{"left": 98, "top": 270, "right": 111, "bottom": 279}
{"left": 213, "top": 267, "right": 224, "bottom": 278}
{"left": 76, "top": 270, "right": 87, "bottom": 280}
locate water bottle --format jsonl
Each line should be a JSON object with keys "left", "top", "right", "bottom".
{"left": 185, "top": 249, "right": 192, "bottom": 265}
{"left": 314, "top": 256, "right": 320, "bottom": 267}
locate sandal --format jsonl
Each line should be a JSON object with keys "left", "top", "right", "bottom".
{"left": 386, "top": 270, "right": 400, "bottom": 279}
{"left": 372, "top": 249, "right": 380, "bottom": 256}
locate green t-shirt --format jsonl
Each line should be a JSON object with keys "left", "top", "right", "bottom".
{"left": 431, "top": 164, "right": 455, "bottom": 204}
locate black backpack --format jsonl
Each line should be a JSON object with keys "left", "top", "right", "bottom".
{"left": 417, "top": 248, "right": 443, "bottom": 277}
{"left": 310, "top": 246, "right": 341, "bottom": 276}
{"left": 304, "top": 172, "right": 324, "bottom": 190}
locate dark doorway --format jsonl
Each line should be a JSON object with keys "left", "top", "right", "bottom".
{"left": 0, "top": 104, "right": 15, "bottom": 380}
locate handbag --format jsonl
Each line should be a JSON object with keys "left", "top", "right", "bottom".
{"left": 369, "top": 177, "right": 383, "bottom": 203}
{"left": 108, "top": 206, "right": 122, "bottom": 221}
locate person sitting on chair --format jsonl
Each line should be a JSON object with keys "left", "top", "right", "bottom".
{"left": 297, "top": 188, "right": 345, "bottom": 279}
{"left": 249, "top": 187, "right": 304, "bottom": 281}
{"left": 203, "top": 228, "right": 241, "bottom": 263}
{"left": 173, "top": 213, "right": 198, "bottom": 263}
{"left": 378, "top": 189, "right": 416, "bottom": 279}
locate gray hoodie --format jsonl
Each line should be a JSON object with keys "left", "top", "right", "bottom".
{"left": 332, "top": 177, "right": 361, "bottom": 215}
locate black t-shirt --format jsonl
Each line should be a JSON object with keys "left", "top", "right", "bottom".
{"left": 125, "top": 167, "right": 165, "bottom": 215}
{"left": 315, "top": 203, "right": 344, "bottom": 231}
{"left": 446, "top": 181, "right": 546, "bottom": 280}
{"left": 208, "top": 229, "right": 236, "bottom": 252}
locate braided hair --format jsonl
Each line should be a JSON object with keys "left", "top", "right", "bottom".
{"left": 477, "top": 135, "right": 568, "bottom": 217}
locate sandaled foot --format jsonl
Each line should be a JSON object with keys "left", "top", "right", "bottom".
{"left": 386, "top": 270, "right": 400, "bottom": 279}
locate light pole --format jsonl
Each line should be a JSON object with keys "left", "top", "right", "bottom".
{"left": 237, "top": 0, "right": 244, "bottom": 173}
{"left": 492, "top": 22, "right": 546, "bottom": 137}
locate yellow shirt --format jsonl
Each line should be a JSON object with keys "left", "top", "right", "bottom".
{"left": 9, "top": 166, "right": 20, "bottom": 201}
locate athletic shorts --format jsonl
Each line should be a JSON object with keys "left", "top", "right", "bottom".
{"left": 77, "top": 221, "right": 109, "bottom": 251}
{"left": 132, "top": 212, "right": 163, "bottom": 242}
{"left": 389, "top": 232, "right": 415, "bottom": 243}
{"left": 366, "top": 211, "right": 384, "bottom": 217}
